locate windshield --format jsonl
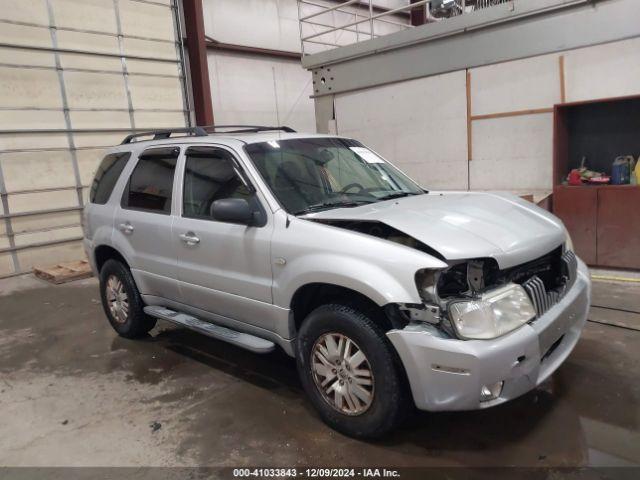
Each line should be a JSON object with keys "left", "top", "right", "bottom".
{"left": 244, "top": 137, "right": 424, "bottom": 215}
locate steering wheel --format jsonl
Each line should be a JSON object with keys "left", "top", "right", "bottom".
{"left": 340, "top": 182, "right": 365, "bottom": 194}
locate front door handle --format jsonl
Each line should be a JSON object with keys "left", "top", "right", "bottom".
{"left": 119, "top": 222, "right": 134, "bottom": 234}
{"left": 179, "top": 232, "right": 200, "bottom": 246}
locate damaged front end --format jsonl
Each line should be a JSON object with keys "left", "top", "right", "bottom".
{"left": 390, "top": 245, "right": 578, "bottom": 341}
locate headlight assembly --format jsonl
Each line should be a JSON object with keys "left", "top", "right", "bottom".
{"left": 448, "top": 283, "right": 536, "bottom": 340}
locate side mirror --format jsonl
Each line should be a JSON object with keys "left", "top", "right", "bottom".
{"left": 210, "top": 198, "right": 253, "bottom": 225}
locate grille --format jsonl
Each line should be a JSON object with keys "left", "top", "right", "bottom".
{"left": 522, "top": 250, "right": 577, "bottom": 318}
{"left": 562, "top": 250, "right": 578, "bottom": 290}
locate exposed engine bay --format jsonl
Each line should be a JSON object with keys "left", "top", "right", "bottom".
{"left": 436, "top": 246, "right": 567, "bottom": 299}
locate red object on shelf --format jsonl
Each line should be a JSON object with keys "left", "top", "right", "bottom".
{"left": 568, "top": 169, "right": 583, "bottom": 185}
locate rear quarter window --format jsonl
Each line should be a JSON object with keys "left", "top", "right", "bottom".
{"left": 90, "top": 152, "right": 131, "bottom": 204}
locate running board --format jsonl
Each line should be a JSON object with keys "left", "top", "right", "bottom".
{"left": 144, "top": 306, "right": 275, "bottom": 354}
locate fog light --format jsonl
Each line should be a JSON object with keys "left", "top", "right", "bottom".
{"left": 480, "top": 381, "right": 504, "bottom": 402}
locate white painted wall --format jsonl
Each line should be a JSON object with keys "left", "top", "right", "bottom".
{"left": 331, "top": 36, "right": 640, "bottom": 193}
{"left": 207, "top": 50, "right": 315, "bottom": 132}
{"left": 203, "top": 0, "right": 321, "bottom": 132}
{"left": 468, "top": 52, "right": 562, "bottom": 192}
{"left": 335, "top": 71, "right": 469, "bottom": 190}
{"left": 203, "top": 0, "right": 301, "bottom": 53}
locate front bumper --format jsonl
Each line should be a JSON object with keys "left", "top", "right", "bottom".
{"left": 387, "top": 258, "right": 591, "bottom": 411}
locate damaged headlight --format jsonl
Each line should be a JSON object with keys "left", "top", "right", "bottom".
{"left": 448, "top": 283, "right": 536, "bottom": 340}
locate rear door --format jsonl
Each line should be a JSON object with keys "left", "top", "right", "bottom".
{"left": 173, "top": 146, "right": 274, "bottom": 329}
{"left": 84, "top": 151, "right": 131, "bottom": 255}
{"left": 113, "top": 146, "right": 181, "bottom": 301}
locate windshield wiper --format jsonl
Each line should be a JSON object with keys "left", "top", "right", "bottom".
{"left": 377, "top": 191, "right": 421, "bottom": 201}
{"left": 293, "top": 201, "right": 368, "bottom": 216}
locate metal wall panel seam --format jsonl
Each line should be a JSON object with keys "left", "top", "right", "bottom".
{"left": 0, "top": 146, "right": 120, "bottom": 155}
{"left": 0, "top": 128, "right": 197, "bottom": 134}
{"left": 0, "top": 108, "right": 188, "bottom": 115}
{"left": 0, "top": 43, "right": 181, "bottom": 64}
{"left": 0, "top": 63, "right": 182, "bottom": 79}
{"left": 45, "top": 0, "right": 85, "bottom": 222}
{"left": 131, "top": 0, "right": 176, "bottom": 8}
{"left": 173, "top": 0, "right": 193, "bottom": 127}
{"left": 0, "top": 18, "right": 178, "bottom": 45}
{"left": 5, "top": 222, "right": 81, "bottom": 236}
{"left": 113, "top": 0, "right": 137, "bottom": 130}
{"left": 0, "top": 236, "right": 84, "bottom": 255}
{"left": 0, "top": 206, "right": 83, "bottom": 220}
{"left": 0, "top": 157, "right": 21, "bottom": 273}
{"left": 7, "top": 185, "right": 79, "bottom": 196}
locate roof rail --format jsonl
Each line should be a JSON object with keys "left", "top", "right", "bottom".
{"left": 201, "top": 125, "right": 296, "bottom": 134}
{"left": 120, "top": 127, "right": 208, "bottom": 144}
{"left": 120, "top": 125, "right": 296, "bottom": 145}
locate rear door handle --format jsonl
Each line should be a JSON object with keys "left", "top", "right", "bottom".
{"left": 179, "top": 232, "right": 200, "bottom": 246}
{"left": 119, "top": 222, "right": 134, "bottom": 234}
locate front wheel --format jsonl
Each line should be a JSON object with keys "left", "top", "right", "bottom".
{"left": 296, "top": 303, "right": 409, "bottom": 438}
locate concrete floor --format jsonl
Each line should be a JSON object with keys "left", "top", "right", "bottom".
{"left": 0, "top": 276, "right": 639, "bottom": 468}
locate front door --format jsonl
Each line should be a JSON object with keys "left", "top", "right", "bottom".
{"left": 113, "top": 146, "right": 181, "bottom": 301}
{"left": 173, "top": 146, "right": 274, "bottom": 329}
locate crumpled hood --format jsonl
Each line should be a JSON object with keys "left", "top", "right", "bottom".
{"left": 307, "top": 192, "right": 566, "bottom": 269}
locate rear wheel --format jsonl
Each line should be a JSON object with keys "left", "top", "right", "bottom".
{"left": 99, "top": 259, "right": 156, "bottom": 338}
{"left": 296, "top": 303, "right": 409, "bottom": 438}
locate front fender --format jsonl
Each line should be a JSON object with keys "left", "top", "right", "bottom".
{"left": 271, "top": 212, "right": 448, "bottom": 309}
{"left": 274, "top": 253, "right": 424, "bottom": 308}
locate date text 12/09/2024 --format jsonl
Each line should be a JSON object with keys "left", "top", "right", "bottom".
{"left": 232, "top": 468, "right": 401, "bottom": 478}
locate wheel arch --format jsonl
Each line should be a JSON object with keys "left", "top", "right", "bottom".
{"left": 289, "top": 282, "right": 393, "bottom": 336}
{"left": 94, "top": 244, "right": 130, "bottom": 274}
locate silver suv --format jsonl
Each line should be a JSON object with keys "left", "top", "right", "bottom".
{"left": 84, "top": 126, "right": 591, "bottom": 438}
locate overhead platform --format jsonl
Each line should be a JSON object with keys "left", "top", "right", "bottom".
{"left": 302, "top": 0, "right": 640, "bottom": 97}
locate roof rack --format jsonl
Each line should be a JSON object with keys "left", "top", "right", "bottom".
{"left": 121, "top": 127, "right": 207, "bottom": 144}
{"left": 120, "top": 125, "right": 296, "bottom": 145}
{"left": 200, "top": 125, "right": 296, "bottom": 134}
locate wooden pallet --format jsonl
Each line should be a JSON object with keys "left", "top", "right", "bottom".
{"left": 33, "top": 260, "right": 93, "bottom": 285}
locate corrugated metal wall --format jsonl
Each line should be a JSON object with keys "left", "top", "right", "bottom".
{"left": 0, "top": 0, "right": 191, "bottom": 277}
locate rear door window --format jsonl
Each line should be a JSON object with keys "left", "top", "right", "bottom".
{"left": 122, "top": 147, "right": 179, "bottom": 214}
{"left": 90, "top": 152, "right": 131, "bottom": 204}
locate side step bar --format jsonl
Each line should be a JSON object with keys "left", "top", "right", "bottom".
{"left": 144, "top": 306, "right": 275, "bottom": 354}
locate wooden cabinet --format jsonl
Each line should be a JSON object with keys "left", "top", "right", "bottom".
{"left": 553, "top": 185, "right": 640, "bottom": 269}
{"left": 553, "top": 186, "right": 597, "bottom": 265}
{"left": 597, "top": 187, "right": 640, "bottom": 268}
{"left": 553, "top": 95, "right": 640, "bottom": 269}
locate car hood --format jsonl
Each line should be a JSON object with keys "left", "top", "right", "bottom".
{"left": 306, "top": 192, "right": 566, "bottom": 269}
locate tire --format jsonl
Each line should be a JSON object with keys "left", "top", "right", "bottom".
{"left": 99, "top": 259, "right": 156, "bottom": 338}
{"left": 296, "top": 303, "right": 409, "bottom": 438}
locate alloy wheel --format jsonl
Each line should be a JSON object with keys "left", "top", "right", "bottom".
{"left": 310, "top": 332, "right": 375, "bottom": 416}
{"left": 106, "top": 275, "right": 129, "bottom": 324}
